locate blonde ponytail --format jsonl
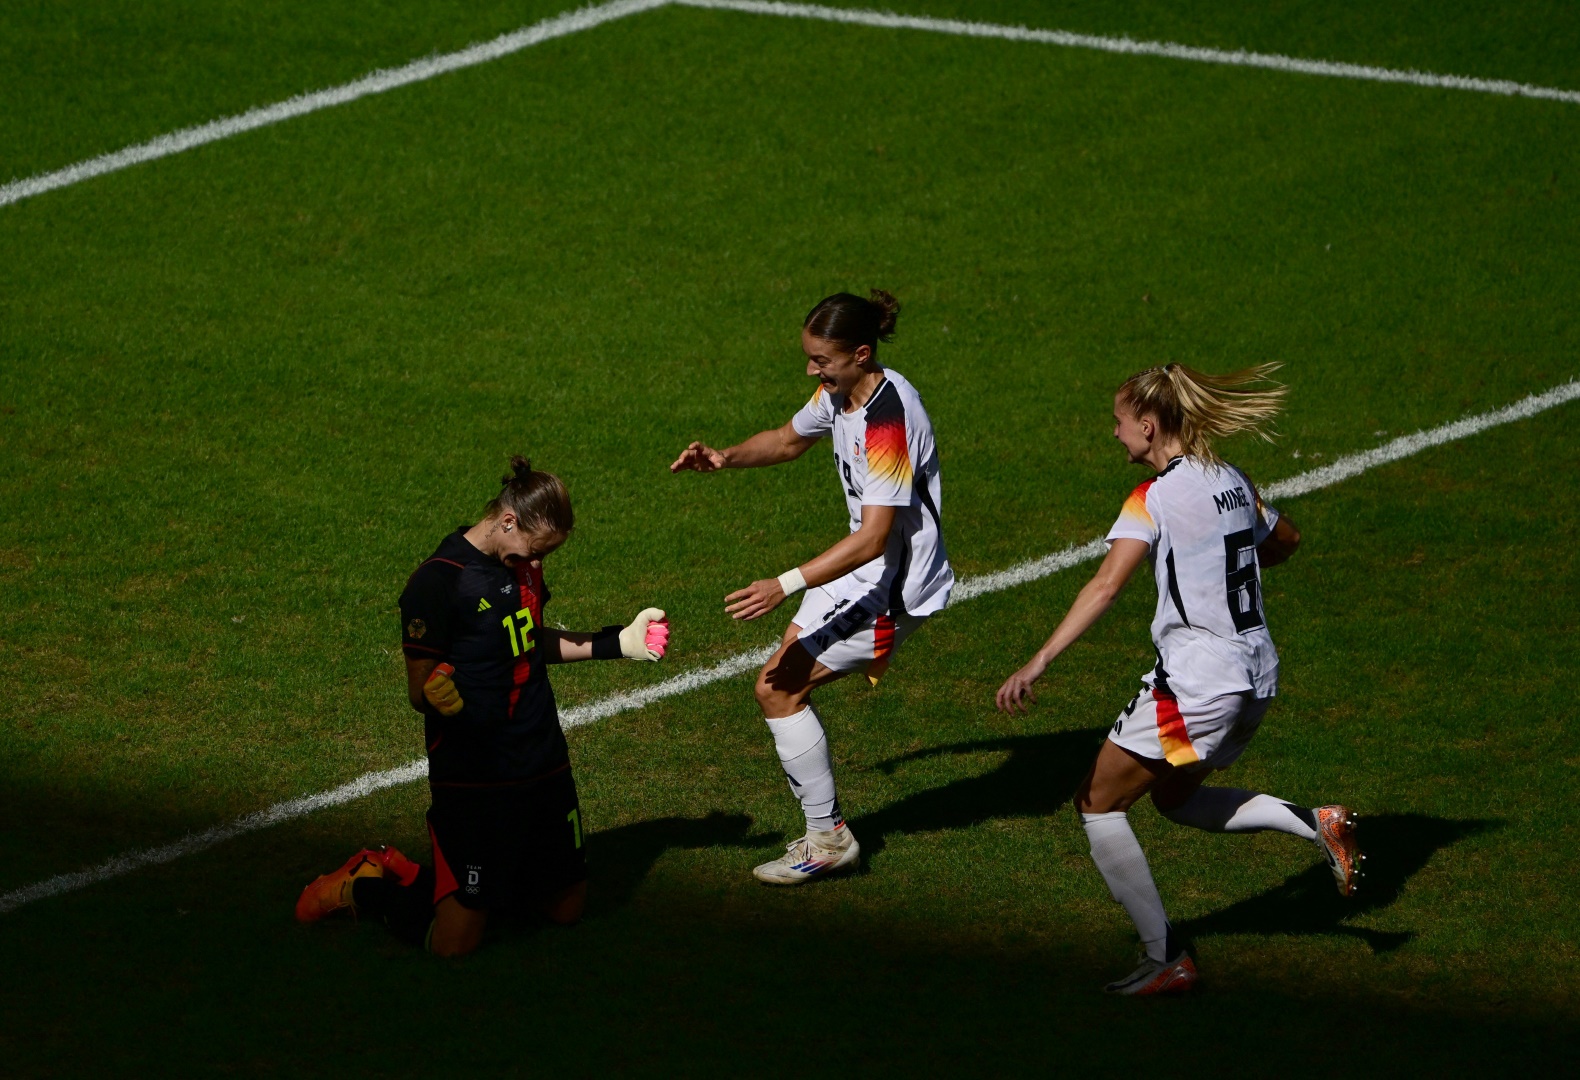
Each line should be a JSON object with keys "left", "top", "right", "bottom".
{"left": 1118, "top": 362, "right": 1286, "bottom": 464}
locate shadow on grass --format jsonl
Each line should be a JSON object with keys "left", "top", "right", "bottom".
{"left": 586, "top": 811, "right": 779, "bottom": 914}
{"left": 1178, "top": 814, "right": 1499, "bottom": 954}
{"left": 860, "top": 730, "right": 1493, "bottom": 954}
{"left": 481, "top": 811, "right": 775, "bottom": 947}
{"left": 860, "top": 727, "right": 1107, "bottom": 856}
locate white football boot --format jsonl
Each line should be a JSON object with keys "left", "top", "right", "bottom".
{"left": 1104, "top": 951, "right": 1199, "bottom": 996}
{"left": 752, "top": 823, "right": 860, "bottom": 885}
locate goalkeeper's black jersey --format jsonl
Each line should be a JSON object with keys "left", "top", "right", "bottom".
{"left": 399, "top": 529, "right": 567, "bottom": 784}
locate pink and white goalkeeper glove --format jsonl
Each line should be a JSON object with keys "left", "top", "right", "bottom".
{"left": 619, "top": 608, "right": 670, "bottom": 661}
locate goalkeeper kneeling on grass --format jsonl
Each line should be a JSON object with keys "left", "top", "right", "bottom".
{"left": 295, "top": 455, "right": 669, "bottom": 957}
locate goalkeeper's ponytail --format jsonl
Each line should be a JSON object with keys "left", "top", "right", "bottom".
{"left": 487, "top": 455, "right": 574, "bottom": 535}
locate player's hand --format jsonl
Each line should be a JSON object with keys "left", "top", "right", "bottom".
{"left": 670, "top": 442, "right": 727, "bottom": 473}
{"left": 423, "top": 663, "right": 464, "bottom": 716}
{"left": 619, "top": 608, "right": 670, "bottom": 660}
{"left": 995, "top": 658, "right": 1048, "bottom": 715}
{"left": 725, "top": 578, "right": 786, "bottom": 621}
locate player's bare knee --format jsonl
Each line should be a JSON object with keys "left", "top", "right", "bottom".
{"left": 754, "top": 669, "right": 804, "bottom": 717}
{"left": 428, "top": 935, "right": 479, "bottom": 958}
{"left": 542, "top": 881, "right": 587, "bottom": 926}
{"left": 753, "top": 671, "right": 779, "bottom": 713}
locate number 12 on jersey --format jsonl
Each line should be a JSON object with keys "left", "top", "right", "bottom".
{"left": 500, "top": 608, "right": 536, "bottom": 656}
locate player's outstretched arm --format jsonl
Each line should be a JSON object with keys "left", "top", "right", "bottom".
{"left": 724, "top": 505, "right": 897, "bottom": 621}
{"left": 670, "top": 421, "right": 818, "bottom": 474}
{"left": 995, "top": 539, "right": 1150, "bottom": 714}
{"left": 541, "top": 609, "right": 671, "bottom": 664}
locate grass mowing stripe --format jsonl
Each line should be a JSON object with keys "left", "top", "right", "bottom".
{"left": 2, "top": 377, "right": 1573, "bottom": 917}
{"left": 0, "top": 0, "right": 668, "bottom": 210}
{"left": 679, "top": 0, "right": 1580, "bottom": 105}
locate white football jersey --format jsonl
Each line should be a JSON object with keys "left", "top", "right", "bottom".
{"left": 791, "top": 369, "right": 954, "bottom": 617}
{"left": 1105, "top": 456, "right": 1281, "bottom": 705}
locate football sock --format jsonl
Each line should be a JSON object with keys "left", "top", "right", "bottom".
{"left": 1081, "top": 811, "right": 1172, "bottom": 963}
{"left": 352, "top": 867, "right": 436, "bottom": 947}
{"left": 765, "top": 705, "right": 843, "bottom": 833}
{"left": 1162, "top": 787, "right": 1318, "bottom": 840}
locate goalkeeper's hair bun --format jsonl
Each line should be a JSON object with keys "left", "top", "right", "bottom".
{"left": 803, "top": 289, "right": 902, "bottom": 357}
{"left": 488, "top": 455, "right": 574, "bottom": 535}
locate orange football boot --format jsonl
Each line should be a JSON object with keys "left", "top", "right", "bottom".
{"left": 1315, "top": 806, "right": 1365, "bottom": 896}
{"left": 295, "top": 847, "right": 412, "bottom": 922}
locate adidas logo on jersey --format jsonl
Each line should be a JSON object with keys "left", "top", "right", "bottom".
{"left": 477, "top": 597, "right": 492, "bottom": 612}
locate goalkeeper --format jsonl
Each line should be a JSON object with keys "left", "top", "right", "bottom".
{"left": 295, "top": 455, "right": 670, "bottom": 956}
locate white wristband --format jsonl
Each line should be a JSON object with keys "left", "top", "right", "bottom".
{"left": 777, "top": 567, "right": 807, "bottom": 596}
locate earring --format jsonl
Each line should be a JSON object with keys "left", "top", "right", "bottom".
{"left": 504, "top": 524, "right": 513, "bottom": 532}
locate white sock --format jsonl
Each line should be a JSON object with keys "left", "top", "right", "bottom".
{"left": 765, "top": 705, "right": 842, "bottom": 833}
{"left": 1162, "top": 787, "right": 1317, "bottom": 841}
{"left": 1080, "top": 811, "right": 1171, "bottom": 963}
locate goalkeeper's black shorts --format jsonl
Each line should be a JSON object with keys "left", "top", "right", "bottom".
{"left": 426, "top": 763, "right": 587, "bottom": 912}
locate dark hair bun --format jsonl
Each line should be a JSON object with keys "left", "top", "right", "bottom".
{"left": 868, "top": 289, "right": 901, "bottom": 342}
{"left": 503, "top": 455, "right": 533, "bottom": 487}
{"left": 803, "top": 289, "right": 902, "bottom": 353}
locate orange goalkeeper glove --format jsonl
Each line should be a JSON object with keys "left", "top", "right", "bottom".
{"left": 423, "top": 663, "right": 464, "bottom": 716}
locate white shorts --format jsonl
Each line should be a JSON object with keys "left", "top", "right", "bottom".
{"left": 1108, "top": 688, "right": 1270, "bottom": 771}
{"left": 792, "top": 577, "right": 926, "bottom": 681}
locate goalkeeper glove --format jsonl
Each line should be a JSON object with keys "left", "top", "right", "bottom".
{"left": 619, "top": 608, "right": 670, "bottom": 661}
{"left": 423, "top": 663, "right": 464, "bottom": 716}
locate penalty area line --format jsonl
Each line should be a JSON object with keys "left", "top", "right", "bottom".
{"left": 678, "top": 1, "right": 1580, "bottom": 106}
{"left": 8, "top": 2, "right": 1580, "bottom": 211}
{"left": 0, "top": 0, "right": 670, "bottom": 210}
{"left": 0, "top": 377, "right": 1575, "bottom": 915}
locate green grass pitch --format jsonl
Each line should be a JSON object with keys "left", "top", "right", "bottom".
{"left": 2, "top": 0, "right": 1578, "bottom": 1072}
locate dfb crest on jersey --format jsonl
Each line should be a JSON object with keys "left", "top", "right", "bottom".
{"left": 406, "top": 619, "right": 427, "bottom": 640}
{"left": 852, "top": 438, "right": 862, "bottom": 461}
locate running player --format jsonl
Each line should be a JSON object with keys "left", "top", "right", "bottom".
{"left": 295, "top": 456, "right": 670, "bottom": 956}
{"left": 670, "top": 291, "right": 953, "bottom": 884}
{"left": 995, "top": 364, "right": 1362, "bottom": 995}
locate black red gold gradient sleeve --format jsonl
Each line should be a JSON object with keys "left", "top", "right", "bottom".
{"left": 399, "top": 562, "right": 456, "bottom": 660}
{"left": 862, "top": 382, "right": 914, "bottom": 507}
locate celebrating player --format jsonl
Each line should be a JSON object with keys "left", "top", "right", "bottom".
{"left": 295, "top": 456, "right": 670, "bottom": 956}
{"left": 671, "top": 291, "right": 953, "bottom": 884}
{"left": 995, "top": 364, "right": 1362, "bottom": 995}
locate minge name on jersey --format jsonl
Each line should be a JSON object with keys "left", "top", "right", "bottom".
{"left": 1213, "top": 487, "right": 1250, "bottom": 515}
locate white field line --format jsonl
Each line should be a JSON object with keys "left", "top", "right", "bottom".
{"left": 953, "top": 377, "right": 1580, "bottom": 601}
{"left": 0, "top": 0, "right": 669, "bottom": 210}
{"left": 8, "top": 2, "right": 1580, "bottom": 211}
{"left": 679, "top": 0, "right": 1580, "bottom": 105}
{"left": 2, "top": 378, "right": 1574, "bottom": 916}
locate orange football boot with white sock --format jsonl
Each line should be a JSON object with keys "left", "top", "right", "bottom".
{"left": 1314, "top": 806, "right": 1365, "bottom": 896}
{"left": 1105, "top": 951, "right": 1199, "bottom": 996}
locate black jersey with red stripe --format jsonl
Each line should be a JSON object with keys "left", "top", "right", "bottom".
{"left": 399, "top": 529, "right": 567, "bottom": 784}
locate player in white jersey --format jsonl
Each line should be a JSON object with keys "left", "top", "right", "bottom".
{"left": 671, "top": 291, "right": 953, "bottom": 885}
{"left": 996, "top": 363, "right": 1363, "bottom": 996}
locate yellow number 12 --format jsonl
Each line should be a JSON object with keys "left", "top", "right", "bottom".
{"left": 500, "top": 608, "right": 536, "bottom": 657}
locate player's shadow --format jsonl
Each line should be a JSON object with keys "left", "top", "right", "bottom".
{"left": 586, "top": 811, "right": 778, "bottom": 915}
{"left": 1176, "top": 814, "right": 1498, "bottom": 954}
{"left": 860, "top": 732, "right": 1492, "bottom": 955}
{"left": 859, "top": 727, "right": 1108, "bottom": 856}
